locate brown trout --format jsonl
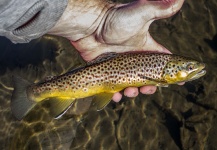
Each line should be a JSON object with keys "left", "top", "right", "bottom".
{"left": 11, "top": 52, "right": 206, "bottom": 120}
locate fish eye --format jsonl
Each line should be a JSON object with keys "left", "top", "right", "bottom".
{"left": 187, "top": 63, "right": 194, "bottom": 71}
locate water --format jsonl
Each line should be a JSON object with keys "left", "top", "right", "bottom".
{"left": 0, "top": 0, "right": 217, "bottom": 149}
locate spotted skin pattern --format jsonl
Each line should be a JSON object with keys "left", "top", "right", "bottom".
{"left": 28, "top": 53, "right": 202, "bottom": 102}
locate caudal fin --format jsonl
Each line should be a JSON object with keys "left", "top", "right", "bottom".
{"left": 11, "top": 76, "right": 36, "bottom": 120}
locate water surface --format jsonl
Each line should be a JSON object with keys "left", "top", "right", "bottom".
{"left": 0, "top": 0, "right": 217, "bottom": 149}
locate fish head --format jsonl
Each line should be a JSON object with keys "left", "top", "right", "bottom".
{"left": 162, "top": 56, "right": 206, "bottom": 84}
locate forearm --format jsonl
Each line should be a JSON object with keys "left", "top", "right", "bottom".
{"left": 0, "top": 0, "right": 68, "bottom": 43}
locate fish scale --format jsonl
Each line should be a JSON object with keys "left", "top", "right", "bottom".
{"left": 11, "top": 52, "right": 206, "bottom": 120}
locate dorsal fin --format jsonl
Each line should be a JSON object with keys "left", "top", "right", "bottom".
{"left": 44, "top": 76, "right": 55, "bottom": 81}
{"left": 35, "top": 76, "right": 56, "bottom": 84}
{"left": 68, "top": 65, "right": 85, "bottom": 74}
{"left": 87, "top": 52, "right": 118, "bottom": 66}
{"left": 67, "top": 53, "right": 118, "bottom": 74}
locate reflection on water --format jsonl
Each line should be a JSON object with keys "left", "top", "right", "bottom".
{"left": 0, "top": 0, "right": 217, "bottom": 149}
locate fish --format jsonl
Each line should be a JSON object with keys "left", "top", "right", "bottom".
{"left": 11, "top": 52, "right": 206, "bottom": 120}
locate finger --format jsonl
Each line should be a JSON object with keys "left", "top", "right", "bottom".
{"left": 124, "top": 87, "right": 139, "bottom": 98}
{"left": 178, "top": 82, "right": 185, "bottom": 85}
{"left": 145, "top": 0, "right": 185, "bottom": 20}
{"left": 112, "top": 92, "right": 122, "bottom": 102}
{"left": 113, "top": 0, "right": 184, "bottom": 23}
{"left": 140, "top": 86, "right": 157, "bottom": 94}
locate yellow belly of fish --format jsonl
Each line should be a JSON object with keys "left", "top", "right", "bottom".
{"left": 34, "top": 87, "right": 103, "bottom": 102}
{"left": 34, "top": 79, "right": 159, "bottom": 102}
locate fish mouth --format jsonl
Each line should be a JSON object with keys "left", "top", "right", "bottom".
{"left": 196, "top": 69, "right": 206, "bottom": 76}
{"left": 188, "top": 63, "right": 206, "bottom": 81}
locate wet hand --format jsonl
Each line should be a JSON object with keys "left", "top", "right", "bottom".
{"left": 48, "top": 0, "right": 185, "bottom": 102}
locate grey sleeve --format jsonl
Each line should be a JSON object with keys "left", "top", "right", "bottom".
{"left": 0, "top": 0, "right": 68, "bottom": 43}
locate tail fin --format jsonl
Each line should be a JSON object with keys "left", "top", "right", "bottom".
{"left": 11, "top": 76, "right": 36, "bottom": 120}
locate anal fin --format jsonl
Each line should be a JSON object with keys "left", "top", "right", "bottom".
{"left": 92, "top": 93, "right": 113, "bottom": 111}
{"left": 48, "top": 97, "right": 76, "bottom": 119}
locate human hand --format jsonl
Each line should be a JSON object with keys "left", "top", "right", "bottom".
{"left": 48, "top": 0, "right": 185, "bottom": 102}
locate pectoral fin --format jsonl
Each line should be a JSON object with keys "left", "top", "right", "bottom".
{"left": 92, "top": 93, "right": 113, "bottom": 111}
{"left": 49, "top": 97, "right": 76, "bottom": 119}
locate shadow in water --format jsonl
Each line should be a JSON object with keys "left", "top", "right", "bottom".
{"left": 204, "top": 34, "right": 217, "bottom": 52}
{"left": 0, "top": 36, "right": 61, "bottom": 75}
{"left": 152, "top": 101, "right": 183, "bottom": 150}
{"left": 184, "top": 82, "right": 217, "bottom": 112}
